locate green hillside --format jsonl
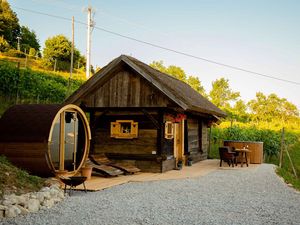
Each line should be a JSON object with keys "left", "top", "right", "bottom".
{"left": 0, "top": 56, "right": 85, "bottom": 116}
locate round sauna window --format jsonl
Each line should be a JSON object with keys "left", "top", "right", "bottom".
{"left": 48, "top": 105, "right": 90, "bottom": 175}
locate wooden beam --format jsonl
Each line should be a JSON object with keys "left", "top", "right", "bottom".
{"left": 141, "top": 109, "right": 160, "bottom": 129}
{"left": 93, "top": 110, "right": 109, "bottom": 128}
{"left": 157, "top": 109, "right": 164, "bottom": 156}
{"left": 106, "top": 153, "right": 165, "bottom": 161}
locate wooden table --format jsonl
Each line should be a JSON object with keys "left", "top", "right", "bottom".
{"left": 234, "top": 149, "right": 251, "bottom": 167}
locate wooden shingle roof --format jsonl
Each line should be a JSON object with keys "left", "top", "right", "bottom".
{"left": 65, "top": 55, "right": 226, "bottom": 117}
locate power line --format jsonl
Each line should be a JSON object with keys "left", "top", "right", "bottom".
{"left": 14, "top": 6, "right": 300, "bottom": 86}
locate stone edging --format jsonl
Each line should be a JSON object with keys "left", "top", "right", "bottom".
{"left": 0, "top": 184, "right": 66, "bottom": 219}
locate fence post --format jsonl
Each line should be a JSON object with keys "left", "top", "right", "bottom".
{"left": 285, "top": 145, "right": 298, "bottom": 178}
{"left": 279, "top": 127, "right": 285, "bottom": 168}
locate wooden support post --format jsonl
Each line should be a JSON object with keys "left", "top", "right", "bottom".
{"left": 157, "top": 109, "right": 164, "bottom": 156}
{"left": 89, "top": 111, "right": 95, "bottom": 155}
{"left": 279, "top": 127, "right": 285, "bottom": 168}
{"left": 208, "top": 127, "right": 212, "bottom": 157}
{"left": 59, "top": 112, "right": 65, "bottom": 171}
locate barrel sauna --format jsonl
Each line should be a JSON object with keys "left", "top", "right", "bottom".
{"left": 0, "top": 104, "right": 91, "bottom": 177}
{"left": 224, "top": 140, "right": 263, "bottom": 164}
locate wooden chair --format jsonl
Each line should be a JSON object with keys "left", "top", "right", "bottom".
{"left": 219, "top": 147, "right": 236, "bottom": 167}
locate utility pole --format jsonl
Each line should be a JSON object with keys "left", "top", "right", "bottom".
{"left": 86, "top": 6, "right": 94, "bottom": 79}
{"left": 16, "top": 36, "right": 21, "bottom": 51}
{"left": 70, "top": 16, "right": 74, "bottom": 79}
{"left": 68, "top": 16, "right": 75, "bottom": 96}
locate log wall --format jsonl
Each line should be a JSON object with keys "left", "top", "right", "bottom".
{"left": 93, "top": 114, "right": 158, "bottom": 156}
{"left": 83, "top": 70, "right": 173, "bottom": 108}
{"left": 187, "top": 118, "right": 209, "bottom": 162}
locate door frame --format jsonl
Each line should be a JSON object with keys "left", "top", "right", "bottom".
{"left": 173, "top": 120, "right": 185, "bottom": 165}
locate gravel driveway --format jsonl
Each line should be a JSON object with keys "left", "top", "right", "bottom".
{"left": 2, "top": 164, "right": 300, "bottom": 225}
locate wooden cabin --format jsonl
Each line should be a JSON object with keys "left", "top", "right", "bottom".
{"left": 65, "top": 55, "right": 226, "bottom": 172}
{"left": 0, "top": 104, "right": 91, "bottom": 177}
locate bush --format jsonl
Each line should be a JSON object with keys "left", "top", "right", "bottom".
{"left": 29, "top": 48, "right": 36, "bottom": 57}
{"left": 0, "top": 36, "right": 10, "bottom": 52}
{"left": 4, "top": 49, "right": 26, "bottom": 58}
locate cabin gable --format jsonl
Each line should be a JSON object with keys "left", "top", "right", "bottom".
{"left": 79, "top": 66, "right": 175, "bottom": 108}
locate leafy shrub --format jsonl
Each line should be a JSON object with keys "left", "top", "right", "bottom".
{"left": 4, "top": 49, "right": 26, "bottom": 58}
{"left": 29, "top": 48, "right": 36, "bottom": 57}
{"left": 0, "top": 36, "right": 10, "bottom": 52}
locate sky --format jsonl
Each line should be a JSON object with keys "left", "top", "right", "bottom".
{"left": 10, "top": 0, "right": 300, "bottom": 109}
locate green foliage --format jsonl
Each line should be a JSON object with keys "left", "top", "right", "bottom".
{"left": 20, "top": 26, "right": 40, "bottom": 53}
{"left": 210, "top": 125, "right": 298, "bottom": 160}
{"left": 43, "top": 34, "right": 82, "bottom": 71}
{"left": 276, "top": 142, "right": 300, "bottom": 190}
{"left": 209, "top": 78, "right": 240, "bottom": 109}
{"left": 149, "top": 60, "right": 168, "bottom": 73}
{"left": 0, "top": 61, "right": 83, "bottom": 115}
{"left": 248, "top": 92, "right": 299, "bottom": 124}
{"left": 150, "top": 60, "right": 206, "bottom": 96}
{"left": 29, "top": 47, "right": 36, "bottom": 57}
{"left": 0, "top": 0, "right": 20, "bottom": 48}
{"left": 166, "top": 65, "right": 187, "bottom": 81}
{"left": 150, "top": 60, "right": 186, "bottom": 81}
{"left": 3, "top": 49, "right": 26, "bottom": 58}
{"left": 186, "top": 76, "right": 206, "bottom": 96}
{"left": 0, "top": 35, "right": 9, "bottom": 51}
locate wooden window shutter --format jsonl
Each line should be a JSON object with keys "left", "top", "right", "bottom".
{"left": 110, "top": 122, "right": 120, "bottom": 138}
{"left": 131, "top": 122, "right": 138, "bottom": 137}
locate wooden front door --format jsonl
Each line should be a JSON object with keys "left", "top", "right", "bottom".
{"left": 173, "top": 120, "right": 185, "bottom": 165}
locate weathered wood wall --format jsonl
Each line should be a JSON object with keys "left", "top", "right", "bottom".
{"left": 187, "top": 118, "right": 200, "bottom": 155}
{"left": 83, "top": 69, "right": 174, "bottom": 108}
{"left": 186, "top": 118, "right": 209, "bottom": 162}
{"left": 93, "top": 114, "right": 158, "bottom": 155}
{"left": 200, "top": 122, "right": 209, "bottom": 160}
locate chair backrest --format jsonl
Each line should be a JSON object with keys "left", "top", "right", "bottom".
{"left": 219, "top": 146, "right": 233, "bottom": 159}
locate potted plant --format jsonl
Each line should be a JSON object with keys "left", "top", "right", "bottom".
{"left": 81, "top": 163, "right": 93, "bottom": 180}
{"left": 177, "top": 160, "right": 183, "bottom": 170}
{"left": 187, "top": 157, "right": 193, "bottom": 166}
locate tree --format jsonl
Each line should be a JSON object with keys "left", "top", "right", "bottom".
{"left": 150, "top": 60, "right": 186, "bottom": 81}
{"left": 209, "top": 78, "right": 240, "bottom": 109}
{"left": 0, "top": 0, "right": 20, "bottom": 48}
{"left": 166, "top": 65, "right": 186, "bottom": 81}
{"left": 150, "top": 60, "right": 209, "bottom": 95}
{"left": 230, "top": 99, "right": 249, "bottom": 122}
{"left": 29, "top": 48, "right": 36, "bottom": 57}
{"left": 20, "top": 26, "right": 40, "bottom": 54}
{"left": 149, "top": 60, "right": 167, "bottom": 73}
{"left": 0, "top": 35, "right": 9, "bottom": 51}
{"left": 186, "top": 76, "right": 206, "bottom": 96}
{"left": 248, "top": 92, "right": 299, "bottom": 123}
{"left": 42, "top": 35, "right": 81, "bottom": 71}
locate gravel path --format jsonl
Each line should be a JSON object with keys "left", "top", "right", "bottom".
{"left": 2, "top": 164, "right": 300, "bottom": 225}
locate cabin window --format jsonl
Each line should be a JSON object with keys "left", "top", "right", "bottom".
{"left": 164, "top": 121, "right": 174, "bottom": 139}
{"left": 111, "top": 120, "right": 138, "bottom": 139}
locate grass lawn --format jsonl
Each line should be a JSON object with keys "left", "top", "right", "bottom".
{"left": 0, "top": 155, "right": 44, "bottom": 198}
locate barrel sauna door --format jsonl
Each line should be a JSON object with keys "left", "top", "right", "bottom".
{"left": 173, "top": 120, "right": 185, "bottom": 165}
{"left": 49, "top": 110, "right": 86, "bottom": 173}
